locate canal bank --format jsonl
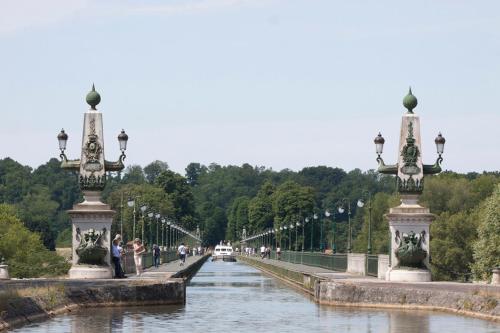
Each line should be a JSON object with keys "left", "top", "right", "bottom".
{"left": 0, "top": 254, "right": 209, "bottom": 332}
{"left": 238, "top": 255, "right": 500, "bottom": 322}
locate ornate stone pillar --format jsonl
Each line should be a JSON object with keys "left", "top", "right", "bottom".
{"left": 58, "top": 85, "right": 128, "bottom": 279}
{"left": 375, "top": 88, "right": 445, "bottom": 282}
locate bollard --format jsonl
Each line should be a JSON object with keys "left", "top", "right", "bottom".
{"left": 492, "top": 268, "right": 500, "bottom": 285}
{"left": 0, "top": 258, "right": 10, "bottom": 280}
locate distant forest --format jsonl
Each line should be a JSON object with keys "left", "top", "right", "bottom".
{"left": 0, "top": 157, "right": 498, "bottom": 281}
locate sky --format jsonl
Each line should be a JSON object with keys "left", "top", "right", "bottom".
{"left": 0, "top": 0, "right": 499, "bottom": 174}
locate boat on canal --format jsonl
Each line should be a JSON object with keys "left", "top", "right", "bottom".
{"left": 212, "top": 243, "right": 236, "bottom": 262}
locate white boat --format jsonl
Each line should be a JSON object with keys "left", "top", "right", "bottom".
{"left": 212, "top": 244, "right": 236, "bottom": 262}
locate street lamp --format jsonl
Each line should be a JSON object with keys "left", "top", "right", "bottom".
{"left": 337, "top": 199, "right": 352, "bottom": 253}
{"left": 357, "top": 191, "right": 373, "bottom": 254}
{"left": 283, "top": 225, "right": 288, "bottom": 250}
{"left": 289, "top": 224, "right": 294, "bottom": 251}
{"left": 147, "top": 212, "right": 154, "bottom": 248}
{"left": 127, "top": 197, "right": 141, "bottom": 239}
{"left": 325, "top": 209, "right": 337, "bottom": 254}
{"left": 155, "top": 213, "right": 161, "bottom": 245}
{"left": 167, "top": 220, "right": 171, "bottom": 250}
{"left": 161, "top": 218, "right": 166, "bottom": 249}
{"left": 140, "top": 205, "right": 147, "bottom": 244}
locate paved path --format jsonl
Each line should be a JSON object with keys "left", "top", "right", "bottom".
{"left": 129, "top": 255, "right": 206, "bottom": 280}
{"left": 242, "top": 255, "right": 500, "bottom": 296}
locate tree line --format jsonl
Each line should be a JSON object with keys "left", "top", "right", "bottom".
{"left": 0, "top": 157, "right": 498, "bottom": 280}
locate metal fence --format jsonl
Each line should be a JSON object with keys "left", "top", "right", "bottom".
{"left": 277, "top": 251, "right": 347, "bottom": 272}
{"left": 367, "top": 254, "right": 378, "bottom": 277}
{"left": 122, "top": 251, "right": 178, "bottom": 274}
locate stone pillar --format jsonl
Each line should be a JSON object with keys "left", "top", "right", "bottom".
{"left": 347, "top": 253, "right": 367, "bottom": 275}
{"left": 492, "top": 268, "right": 500, "bottom": 285}
{"left": 385, "top": 195, "right": 434, "bottom": 282}
{"left": 0, "top": 264, "right": 10, "bottom": 280}
{"left": 68, "top": 191, "right": 115, "bottom": 279}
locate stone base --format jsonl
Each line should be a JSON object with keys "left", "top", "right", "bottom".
{"left": 69, "top": 265, "right": 113, "bottom": 279}
{"left": 388, "top": 267, "right": 431, "bottom": 282}
{"left": 0, "top": 265, "right": 10, "bottom": 280}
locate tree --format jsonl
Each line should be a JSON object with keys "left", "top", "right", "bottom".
{"left": 122, "top": 165, "right": 146, "bottom": 184}
{"left": 156, "top": 170, "right": 195, "bottom": 229}
{"left": 0, "top": 157, "right": 32, "bottom": 203}
{"left": 248, "top": 181, "right": 275, "bottom": 233}
{"left": 144, "top": 160, "right": 169, "bottom": 184}
{"left": 226, "top": 196, "right": 250, "bottom": 241}
{"left": 16, "top": 185, "right": 59, "bottom": 250}
{"left": 0, "top": 204, "right": 70, "bottom": 278}
{"left": 430, "top": 210, "right": 479, "bottom": 281}
{"left": 472, "top": 184, "right": 500, "bottom": 281}
{"left": 185, "top": 162, "right": 207, "bottom": 186}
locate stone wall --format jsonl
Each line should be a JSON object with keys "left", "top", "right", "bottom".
{"left": 0, "top": 278, "right": 185, "bottom": 331}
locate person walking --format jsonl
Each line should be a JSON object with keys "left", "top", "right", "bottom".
{"left": 178, "top": 242, "right": 186, "bottom": 266}
{"left": 260, "top": 245, "right": 266, "bottom": 259}
{"left": 276, "top": 246, "right": 281, "bottom": 260}
{"left": 133, "top": 238, "right": 146, "bottom": 276}
{"left": 112, "top": 234, "right": 125, "bottom": 278}
{"left": 153, "top": 244, "right": 160, "bottom": 268}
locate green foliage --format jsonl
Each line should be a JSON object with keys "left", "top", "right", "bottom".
{"left": 156, "top": 170, "right": 195, "bottom": 229}
{"left": 248, "top": 181, "right": 275, "bottom": 234}
{"left": 0, "top": 204, "right": 70, "bottom": 278}
{"left": 472, "top": 184, "right": 500, "bottom": 281}
{"left": 226, "top": 196, "right": 250, "bottom": 241}
{"left": 55, "top": 228, "right": 72, "bottom": 248}
{"left": 352, "top": 193, "right": 399, "bottom": 254}
{"left": 144, "top": 160, "right": 169, "bottom": 184}
{"left": 430, "top": 210, "right": 479, "bottom": 281}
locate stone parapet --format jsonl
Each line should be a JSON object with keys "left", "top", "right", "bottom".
{"left": 347, "top": 253, "right": 366, "bottom": 275}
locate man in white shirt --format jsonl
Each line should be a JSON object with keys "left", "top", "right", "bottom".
{"left": 260, "top": 245, "right": 266, "bottom": 259}
{"left": 178, "top": 243, "right": 186, "bottom": 266}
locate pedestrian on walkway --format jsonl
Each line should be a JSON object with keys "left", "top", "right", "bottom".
{"left": 112, "top": 234, "right": 126, "bottom": 278}
{"left": 178, "top": 242, "right": 186, "bottom": 266}
{"left": 153, "top": 244, "right": 160, "bottom": 268}
{"left": 266, "top": 246, "right": 271, "bottom": 259}
{"left": 277, "top": 246, "right": 281, "bottom": 260}
{"left": 133, "top": 238, "right": 146, "bottom": 276}
{"left": 260, "top": 245, "right": 266, "bottom": 259}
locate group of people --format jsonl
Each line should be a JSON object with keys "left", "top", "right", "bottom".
{"left": 242, "top": 245, "right": 281, "bottom": 260}
{"left": 111, "top": 234, "right": 195, "bottom": 278}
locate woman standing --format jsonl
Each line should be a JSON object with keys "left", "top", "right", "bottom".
{"left": 133, "top": 238, "right": 146, "bottom": 276}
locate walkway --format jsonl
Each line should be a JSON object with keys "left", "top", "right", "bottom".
{"left": 130, "top": 255, "right": 207, "bottom": 280}
{"left": 242, "top": 255, "right": 500, "bottom": 295}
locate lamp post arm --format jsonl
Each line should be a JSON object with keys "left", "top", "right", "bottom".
{"left": 423, "top": 155, "right": 443, "bottom": 175}
{"left": 376, "top": 157, "right": 398, "bottom": 174}
{"left": 104, "top": 154, "right": 126, "bottom": 172}
{"left": 60, "top": 158, "right": 81, "bottom": 171}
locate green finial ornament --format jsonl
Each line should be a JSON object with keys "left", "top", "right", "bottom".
{"left": 403, "top": 87, "right": 418, "bottom": 113}
{"left": 86, "top": 83, "right": 101, "bottom": 110}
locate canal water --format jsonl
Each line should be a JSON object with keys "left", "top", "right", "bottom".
{"left": 13, "top": 261, "right": 500, "bottom": 333}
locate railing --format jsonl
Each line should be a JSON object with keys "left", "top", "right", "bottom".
{"left": 367, "top": 254, "right": 378, "bottom": 277}
{"left": 122, "top": 250, "right": 178, "bottom": 274}
{"left": 276, "top": 251, "right": 347, "bottom": 272}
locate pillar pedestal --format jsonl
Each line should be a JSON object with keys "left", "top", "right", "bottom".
{"left": 0, "top": 264, "right": 10, "bottom": 280}
{"left": 68, "top": 191, "right": 115, "bottom": 279}
{"left": 385, "top": 195, "right": 434, "bottom": 282}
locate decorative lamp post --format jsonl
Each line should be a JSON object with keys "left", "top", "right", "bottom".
{"left": 167, "top": 220, "right": 171, "bottom": 250}
{"left": 140, "top": 205, "right": 147, "bottom": 243}
{"left": 289, "top": 224, "right": 294, "bottom": 251}
{"left": 161, "top": 218, "right": 166, "bottom": 249}
{"left": 127, "top": 198, "right": 137, "bottom": 239}
{"left": 357, "top": 191, "right": 373, "bottom": 254}
{"left": 155, "top": 213, "right": 161, "bottom": 245}
{"left": 58, "top": 85, "right": 128, "bottom": 279}
{"left": 283, "top": 225, "right": 288, "bottom": 250}
{"left": 325, "top": 210, "right": 336, "bottom": 254}
{"left": 374, "top": 88, "right": 445, "bottom": 282}
{"left": 337, "top": 199, "right": 352, "bottom": 253}
{"left": 147, "top": 212, "right": 154, "bottom": 248}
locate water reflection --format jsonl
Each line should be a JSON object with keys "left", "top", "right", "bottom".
{"left": 13, "top": 261, "right": 499, "bottom": 333}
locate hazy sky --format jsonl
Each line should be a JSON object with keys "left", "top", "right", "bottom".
{"left": 1, "top": 0, "right": 499, "bottom": 174}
